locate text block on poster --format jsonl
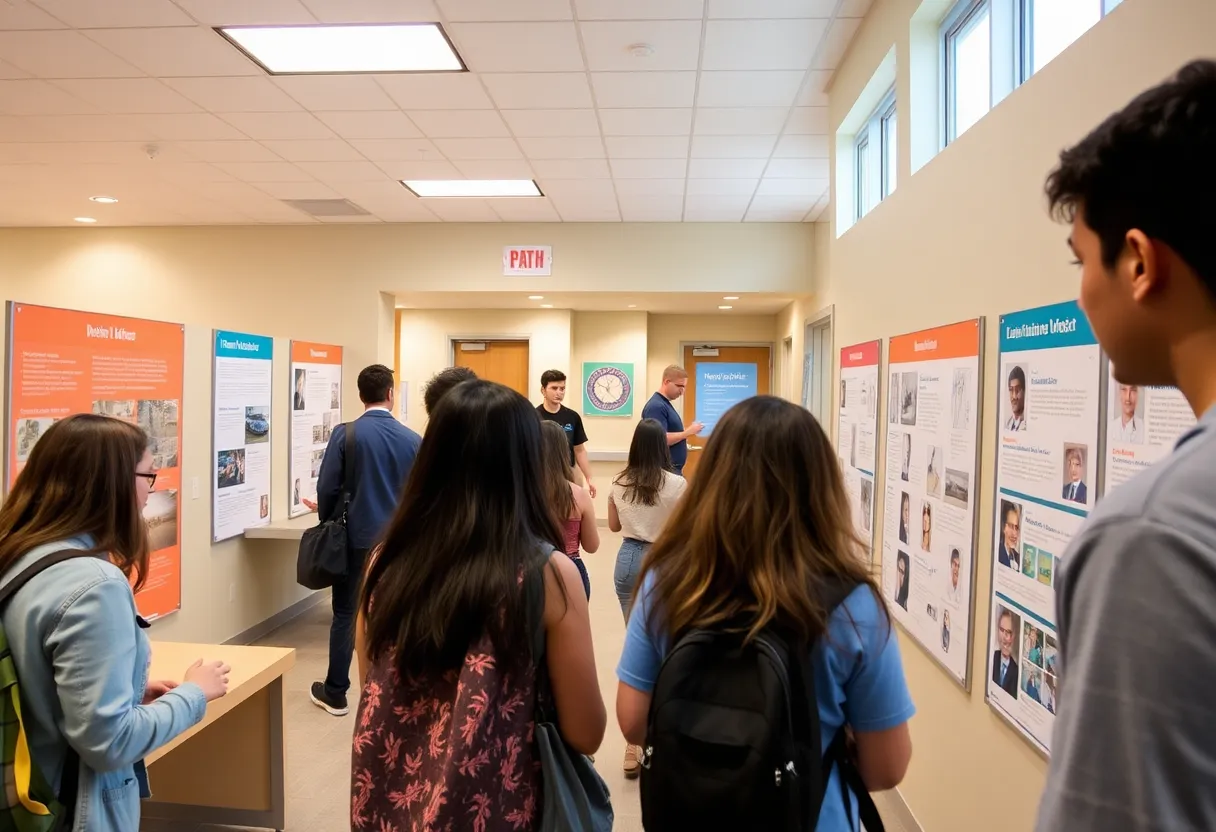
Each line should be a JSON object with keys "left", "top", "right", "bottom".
{"left": 5, "top": 302, "right": 185, "bottom": 621}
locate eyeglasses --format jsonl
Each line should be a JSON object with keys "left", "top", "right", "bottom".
{"left": 136, "top": 471, "right": 158, "bottom": 488}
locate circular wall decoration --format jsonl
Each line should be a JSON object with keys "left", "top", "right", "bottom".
{"left": 585, "top": 365, "right": 633, "bottom": 414}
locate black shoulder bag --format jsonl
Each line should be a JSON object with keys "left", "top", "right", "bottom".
{"left": 297, "top": 420, "right": 357, "bottom": 590}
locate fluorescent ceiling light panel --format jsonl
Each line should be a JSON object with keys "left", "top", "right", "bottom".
{"left": 401, "top": 180, "right": 542, "bottom": 198}
{"left": 217, "top": 24, "right": 464, "bottom": 75}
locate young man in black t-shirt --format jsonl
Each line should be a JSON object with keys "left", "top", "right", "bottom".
{"left": 536, "top": 369, "right": 595, "bottom": 497}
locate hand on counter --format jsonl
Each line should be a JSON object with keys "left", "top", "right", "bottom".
{"left": 185, "top": 659, "right": 232, "bottom": 702}
{"left": 143, "top": 679, "right": 179, "bottom": 704}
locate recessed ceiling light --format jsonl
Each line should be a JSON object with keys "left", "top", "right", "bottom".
{"left": 401, "top": 179, "right": 542, "bottom": 198}
{"left": 723, "top": 296, "right": 739, "bottom": 300}
{"left": 74, "top": 217, "right": 97, "bottom": 223}
{"left": 216, "top": 23, "right": 464, "bottom": 75}
{"left": 89, "top": 196, "right": 118, "bottom": 204}
{"left": 528, "top": 295, "right": 544, "bottom": 300}
{"left": 540, "top": 304, "right": 554, "bottom": 309}
{"left": 719, "top": 305, "right": 733, "bottom": 310}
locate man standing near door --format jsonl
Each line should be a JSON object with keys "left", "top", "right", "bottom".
{"left": 642, "top": 365, "right": 704, "bottom": 477}
{"left": 537, "top": 369, "right": 596, "bottom": 497}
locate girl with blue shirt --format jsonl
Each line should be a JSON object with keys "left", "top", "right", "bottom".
{"left": 615, "top": 396, "right": 916, "bottom": 830}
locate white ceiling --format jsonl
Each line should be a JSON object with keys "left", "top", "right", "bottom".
{"left": 0, "top": 0, "right": 867, "bottom": 226}
{"left": 396, "top": 290, "right": 796, "bottom": 314}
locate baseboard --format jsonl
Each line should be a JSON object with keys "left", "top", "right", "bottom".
{"left": 873, "top": 788, "right": 924, "bottom": 832}
{"left": 224, "top": 590, "right": 330, "bottom": 646}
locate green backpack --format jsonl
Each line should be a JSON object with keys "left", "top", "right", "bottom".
{"left": 0, "top": 549, "right": 92, "bottom": 832}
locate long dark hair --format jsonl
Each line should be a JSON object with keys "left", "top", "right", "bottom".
{"left": 360, "top": 380, "right": 566, "bottom": 678}
{"left": 613, "top": 418, "right": 671, "bottom": 507}
{"left": 539, "top": 420, "right": 576, "bottom": 520}
{"left": 635, "top": 395, "right": 884, "bottom": 645}
{"left": 0, "top": 414, "right": 150, "bottom": 588}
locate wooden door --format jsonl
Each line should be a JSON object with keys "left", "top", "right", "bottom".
{"left": 681, "top": 345, "right": 772, "bottom": 481}
{"left": 454, "top": 340, "right": 530, "bottom": 398}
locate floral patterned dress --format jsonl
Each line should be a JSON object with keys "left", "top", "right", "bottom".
{"left": 351, "top": 632, "right": 543, "bottom": 832}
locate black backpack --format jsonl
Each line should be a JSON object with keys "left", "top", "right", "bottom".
{"left": 639, "top": 581, "right": 884, "bottom": 831}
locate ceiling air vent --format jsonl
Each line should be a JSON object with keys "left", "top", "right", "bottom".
{"left": 282, "top": 199, "right": 371, "bottom": 217}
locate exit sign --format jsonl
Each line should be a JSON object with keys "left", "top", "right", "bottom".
{"left": 503, "top": 245, "right": 552, "bottom": 276}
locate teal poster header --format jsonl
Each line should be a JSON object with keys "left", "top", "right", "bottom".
{"left": 999, "top": 300, "right": 1096, "bottom": 353}
{"left": 214, "top": 330, "right": 273, "bottom": 360}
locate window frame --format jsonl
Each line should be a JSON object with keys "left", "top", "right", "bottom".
{"left": 1017, "top": 0, "right": 1121, "bottom": 84}
{"left": 853, "top": 130, "right": 871, "bottom": 223}
{"left": 879, "top": 93, "right": 898, "bottom": 198}
{"left": 853, "top": 87, "right": 897, "bottom": 222}
{"left": 941, "top": 0, "right": 991, "bottom": 147}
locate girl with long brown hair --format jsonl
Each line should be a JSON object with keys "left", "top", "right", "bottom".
{"left": 615, "top": 396, "right": 914, "bottom": 829}
{"left": 538, "top": 419, "right": 599, "bottom": 597}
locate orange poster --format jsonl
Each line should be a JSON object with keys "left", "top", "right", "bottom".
{"left": 5, "top": 302, "right": 184, "bottom": 620}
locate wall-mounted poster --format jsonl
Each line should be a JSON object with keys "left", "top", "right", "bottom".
{"left": 695, "top": 362, "right": 758, "bottom": 436}
{"left": 838, "top": 340, "right": 881, "bottom": 558}
{"left": 882, "top": 319, "right": 983, "bottom": 688}
{"left": 583, "top": 362, "right": 634, "bottom": 417}
{"left": 212, "top": 330, "right": 273, "bottom": 543}
{"left": 289, "top": 341, "right": 342, "bottom": 519}
{"left": 986, "top": 301, "right": 1101, "bottom": 753}
{"left": 1102, "top": 367, "right": 1196, "bottom": 494}
{"left": 5, "top": 302, "right": 184, "bottom": 620}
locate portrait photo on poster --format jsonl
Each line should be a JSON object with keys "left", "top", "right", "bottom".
{"left": 1004, "top": 363, "right": 1028, "bottom": 432}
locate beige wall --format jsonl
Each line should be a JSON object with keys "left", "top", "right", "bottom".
{"left": 821, "top": 0, "right": 1212, "bottom": 830}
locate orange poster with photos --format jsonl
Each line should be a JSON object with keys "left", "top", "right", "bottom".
{"left": 5, "top": 302, "right": 185, "bottom": 620}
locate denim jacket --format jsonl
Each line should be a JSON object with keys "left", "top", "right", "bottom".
{"left": 0, "top": 538, "right": 207, "bottom": 831}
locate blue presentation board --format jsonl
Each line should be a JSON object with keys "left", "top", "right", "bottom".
{"left": 695, "top": 362, "right": 758, "bottom": 435}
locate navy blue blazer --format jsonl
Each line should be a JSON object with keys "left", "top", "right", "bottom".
{"left": 1062, "top": 480, "right": 1088, "bottom": 504}
{"left": 316, "top": 409, "right": 421, "bottom": 551}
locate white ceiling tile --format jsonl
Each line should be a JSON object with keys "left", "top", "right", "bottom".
{"left": 164, "top": 77, "right": 302, "bottom": 112}
{"left": 481, "top": 73, "right": 592, "bottom": 110}
{"left": 438, "top": 0, "right": 572, "bottom": 21}
{"left": 260, "top": 139, "right": 364, "bottom": 162}
{"left": 315, "top": 214, "right": 383, "bottom": 223}
{"left": 748, "top": 193, "right": 817, "bottom": 213}
{"left": 580, "top": 21, "right": 702, "bottom": 72}
{"left": 0, "top": 141, "right": 193, "bottom": 164}
{"left": 765, "top": 157, "right": 829, "bottom": 177}
{"left": 0, "top": 1, "right": 66, "bottom": 29}
{"left": 773, "top": 133, "right": 829, "bottom": 158}
{"left": 708, "top": 0, "right": 835, "bottom": 17}
{"left": 814, "top": 17, "right": 862, "bottom": 70}
{"left": 375, "top": 73, "right": 494, "bottom": 109}
{"left": 315, "top": 110, "right": 422, "bottom": 139}
{"left": 541, "top": 178, "right": 616, "bottom": 199}
{"left": 373, "top": 204, "right": 441, "bottom": 221}
{"left": 148, "top": 162, "right": 235, "bottom": 184}
{"left": 797, "top": 70, "right": 832, "bottom": 106}
{"left": 423, "top": 198, "right": 502, "bottom": 221}
{"left": 618, "top": 194, "right": 684, "bottom": 221}
{"left": 687, "top": 158, "right": 767, "bottom": 178}
{"left": 296, "top": 160, "right": 388, "bottom": 182}
{"left": 591, "top": 71, "right": 695, "bottom": 109}
{"left": 373, "top": 159, "right": 461, "bottom": 178}
{"left": 501, "top": 109, "right": 600, "bottom": 138}
{"left": 610, "top": 158, "right": 687, "bottom": 179}
{"left": 490, "top": 199, "right": 561, "bottom": 222}
{"left": 686, "top": 178, "right": 757, "bottom": 195}
{"left": 0, "top": 114, "right": 153, "bottom": 142}
{"left": 252, "top": 180, "right": 342, "bottom": 200}
{"left": 172, "top": 0, "right": 318, "bottom": 25}
{"left": 756, "top": 177, "right": 827, "bottom": 196}
{"left": 85, "top": 27, "right": 262, "bottom": 77}
{"left": 447, "top": 23, "right": 585, "bottom": 72}
{"left": 694, "top": 107, "right": 788, "bottom": 136}
{"left": 433, "top": 137, "right": 523, "bottom": 159}
{"left": 746, "top": 208, "right": 809, "bottom": 222}
{"left": 605, "top": 136, "right": 688, "bottom": 159}
{"left": 32, "top": 0, "right": 194, "bottom": 27}
{"left": 575, "top": 0, "right": 703, "bottom": 19}
{"left": 552, "top": 200, "right": 620, "bottom": 222}
{"left": 218, "top": 112, "right": 336, "bottom": 140}
{"left": 52, "top": 79, "right": 202, "bottom": 114}
{"left": 191, "top": 180, "right": 285, "bottom": 203}
{"left": 0, "top": 60, "right": 30, "bottom": 80}
{"left": 0, "top": 80, "right": 97, "bottom": 115}
{"left": 273, "top": 76, "right": 397, "bottom": 111}
{"left": 175, "top": 140, "right": 284, "bottom": 162}
{"left": 696, "top": 71, "right": 805, "bottom": 108}
{"left": 518, "top": 136, "right": 603, "bottom": 159}
{"left": 684, "top": 194, "right": 748, "bottom": 221}
{"left": 349, "top": 138, "right": 445, "bottom": 161}
{"left": 299, "top": 0, "right": 440, "bottom": 23}
{"left": 453, "top": 159, "right": 536, "bottom": 179}
{"left": 598, "top": 108, "right": 691, "bottom": 137}
{"left": 703, "top": 19, "right": 829, "bottom": 71}
{"left": 0, "top": 31, "right": 144, "bottom": 78}
{"left": 691, "top": 135, "right": 776, "bottom": 158}
{"left": 214, "top": 161, "right": 315, "bottom": 182}
{"left": 785, "top": 106, "right": 829, "bottom": 134}
{"left": 613, "top": 178, "right": 685, "bottom": 196}
{"left": 409, "top": 109, "right": 510, "bottom": 138}
{"left": 839, "top": 0, "right": 874, "bottom": 17}
{"left": 138, "top": 113, "right": 248, "bottom": 140}
{"left": 531, "top": 158, "right": 610, "bottom": 179}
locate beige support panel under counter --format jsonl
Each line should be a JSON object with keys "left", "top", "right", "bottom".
{"left": 244, "top": 515, "right": 315, "bottom": 541}
{"left": 144, "top": 642, "right": 295, "bottom": 831}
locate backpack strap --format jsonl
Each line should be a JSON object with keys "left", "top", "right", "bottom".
{"left": 340, "top": 419, "right": 358, "bottom": 523}
{"left": 824, "top": 726, "right": 884, "bottom": 832}
{"left": 0, "top": 548, "right": 100, "bottom": 611}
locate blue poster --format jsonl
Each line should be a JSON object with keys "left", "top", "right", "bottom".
{"left": 696, "top": 362, "right": 758, "bottom": 436}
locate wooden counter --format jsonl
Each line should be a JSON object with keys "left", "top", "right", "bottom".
{"left": 244, "top": 515, "right": 315, "bottom": 541}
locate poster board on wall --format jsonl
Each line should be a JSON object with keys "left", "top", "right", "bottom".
{"left": 1102, "top": 367, "right": 1196, "bottom": 495}
{"left": 4, "top": 302, "right": 184, "bottom": 620}
{"left": 695, "top": 363, "right": 758, "bottom": 436}
{"left": 288, "top": 341, "right": 342, "bottom": 519}
{"left": 881, "top": 318, "right": 984, "bottom": 688}
{"left": 837, "top": 340, "right": 880, "bottom": 558}
{"left": 212, "top": 330, "right": 273, "bottom": 543}
{"left": 986, "top": 300, "right": 1102, "bottom": 754}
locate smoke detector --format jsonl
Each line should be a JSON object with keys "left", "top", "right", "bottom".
{"left": 628, "top": 43, "right": 654, "bottom": 58}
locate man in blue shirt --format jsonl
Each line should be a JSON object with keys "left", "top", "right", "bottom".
{"left": 307, "top": 364, "right": 421, "bottom": 717}
{"left": 640, "top": 365, "right": 703, "bottom": 476}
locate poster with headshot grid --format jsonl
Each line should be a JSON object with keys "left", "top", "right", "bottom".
{"left": 837, "top": 340, "right": 881, "bottom": 559}
{"left": 881, "top": 319, "right": 984, "bottom": 689}
{"left": 987, "top": 300, "right": 1102, "bottom": 754}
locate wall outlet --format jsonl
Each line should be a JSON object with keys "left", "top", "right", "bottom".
{"left": 191, "top": 477, "right": 199, "bottom": 500}
{"left": 229, "top": 583, "right": 235, "bottom": 604}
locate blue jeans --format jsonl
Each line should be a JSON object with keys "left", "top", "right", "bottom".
{"left": 325, "top": 547, "right": 368, "bottom": 699}
{"left": 570, "top": 555, "right": 591, "bottom": 599}
{"left": 614, "top": 538, "right": 650, "bottom": 619}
